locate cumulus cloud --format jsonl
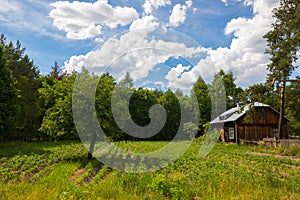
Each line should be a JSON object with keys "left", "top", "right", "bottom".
{"left": 64, "top": 28, "right": 207, "bottom": 81}
{"left": 49, "top": 0, "right": 139, "bottom": 40}
{"left": 169, "top": 0, "right": 280, "bottom": 89}
{"left": 143, "top": 0, "right": 171, "bottom": 14}
{"left": 166, "top": 64, "right": 192, "bottom": 89}
{"left": 129, "top": 15, "right": 159, "bottom": 32}
{"left": 61, "top": 0, "right": 282, "bottom": 90}
{"left": 169, "top": 1, "right": 193, "bottom": 27}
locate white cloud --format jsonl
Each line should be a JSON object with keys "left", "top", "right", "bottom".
{"left": 166, "top": 64, "right": 192, "bottom": 88}
{"left": 129, "top": 15, "right": 159, "bottom": 32}
{"left": 243, "top": 0, "right": 254, "bottom": 6}
{"left": 0, "top": 0, "right": 66, "bottom": 40}
{"left": 49, "top": 0, "right": 139, "bottom": 40}
{"left": 0, "top": 0, "right": 20, "bottom": 13}
{"left": 143, "top": 0, "right": 171, "bottom": 14}
{"left": 186, "top": 0, "right": 193, "bottom": 8}
{"left": 220, "top": 0, "right": 254, "bottom": 6}
{"left": 169, "top": 0, "right": 280, "bottom": 89}
{"left": 62, "top": 0, "right": 282, "bottom": 91}
{"left": 64, "top": 28, "right": 207, "bottom": 81}
{"left": 169, "top": 1, "right": 193, "bottom": 27}
{"left": 220, "top": 0, "right": 229, "bottom": 6}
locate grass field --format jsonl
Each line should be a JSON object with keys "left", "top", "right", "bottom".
{"left": 0, "top": 139, "right": 300, "bottom": 200}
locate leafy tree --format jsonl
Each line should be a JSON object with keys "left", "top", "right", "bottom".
{"left": 158, "top": 90, "right": 181, "bottom": 140}
{"left": 39, "top": 74, "right": 77, "bottom": 140}
{"left": 50, "top": 61, "right": 61, "bottom": 80}
{"left": 95, "top": 72, "right": 119, "bottom": 140}
{"left": 264, "top": 0, "right": 300, "bottom": 82}
{"left": 0, "top": 34, "right": 41, "bottom": 140}
{"left": 129, "top": 88, "right": 158, "bottom": 127}
{"left": 211, "top": 70, "right": 243, "bottom": 109}
{"left": 285, "top": 78, "right": 300, "bottom": 136}
{"left": 175, "top": 88, "right": 184, "bottom": 97}
{"left": 192, "top": 77, "right": 211, "bottom": 135}
{"left": 243, "top": 83, "right": 279, "bottom": 109}
{"left": 152, "top": 88, "right": 164, "bottom": 99}
{"left": 183, "top": 122, "right": 198, "bottom": 139}
{"left": 72, "top": 70, "right": 116, "bottom": 158}
{"left": 118, "top": 72, "right": 134, "bottom": 88}
{"left": 0, "top": 45, "right": 18, "bottom": 140}
{"left": 264, "top": 0, "right": 300, "bottom": 137}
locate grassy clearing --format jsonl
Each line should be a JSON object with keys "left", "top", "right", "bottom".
{"left": 0, "top": 140, "right": 300, "bottom": 199}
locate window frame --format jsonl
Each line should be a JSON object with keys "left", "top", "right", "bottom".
{"left": 229, "top": 127, "right": 235, "bottom": 139}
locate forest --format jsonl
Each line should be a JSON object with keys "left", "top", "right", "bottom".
{"left": 0, "top": 0, "right": 300, "bottom": 143}
{"left": 0, "top": 34, "right": 300, "bottom": 142}
{"left": 0, "top": 1, "right": 300, "bottom": 199}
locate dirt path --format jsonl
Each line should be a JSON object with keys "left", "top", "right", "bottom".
{"left": 247, "top": 152, "right": 300, "bottom": 162}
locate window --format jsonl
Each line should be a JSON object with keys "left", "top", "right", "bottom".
{"left": 272, "top": 128, "right": 278, "bottom": 139}
{"left": 229, "top": 128, "right": 235, "bottom": 139}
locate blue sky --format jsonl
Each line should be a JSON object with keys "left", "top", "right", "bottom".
{"left": 1, "top": 0, "right": 298, "bottom": 90}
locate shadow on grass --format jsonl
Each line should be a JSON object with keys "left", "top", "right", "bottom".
{"left": 0, "top": 140, "right": 83, "bottom": 157}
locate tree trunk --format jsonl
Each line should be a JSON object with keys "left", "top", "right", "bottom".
{"left": 88, "top": 133, "right": 96, "bottom": 160}
{"left": 278, "top": 80, "right": 286, "bottom": 140}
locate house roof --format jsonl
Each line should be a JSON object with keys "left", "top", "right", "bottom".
{"left": 210, "top": 102, "right": 275, "bottom": 124}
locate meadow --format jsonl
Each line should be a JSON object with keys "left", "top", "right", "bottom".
{"left": 0, "top": 139, "right": 300, "bottom": 200}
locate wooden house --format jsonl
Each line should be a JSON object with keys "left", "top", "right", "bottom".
{"left": 210, "top": 102, "right": 289, "bottom": 144}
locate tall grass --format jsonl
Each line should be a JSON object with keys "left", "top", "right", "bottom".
{"left": 0, "top": 140, "right": 299, "bottom": 199}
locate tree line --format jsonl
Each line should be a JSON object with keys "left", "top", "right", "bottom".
{"left": 0, "top": 0, "right": 299, "bottom": 141}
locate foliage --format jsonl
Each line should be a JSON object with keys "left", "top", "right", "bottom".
{"left": 129, "top": 88, "right": 158, "bottom": 127}
{"left": 211, "top": 70, "right": 243, "bottom": 109}
{"left": 192, "top": 77, "right": 211, "bottom": 135}
{"left": 183, "top": 122, "right": 198, "bottom": 139}
{"left": 157, "top": 90, "right": 181, "bottom": 140}
{"left": 0, "top": 34, "right": 41, "bottom": 140}
{"left": 95, "top": 72, "right": 119, "bottom": 140}
{"left": 242, "top": 83, "right": 280, "bottom": 111}
{"left": 118, "top": 72, "right": 134, "bottom": 88}
{"left": 39, "top": 74, "right": 77, "bottom": 140}
{"left": 0, "top": 45, "right": 18, "bottom": 140}
{"left": 1, "top": 140, "right": 300, "bottom": 199}
{"left": 285, "top": 78, "right": 300, "bottom": 136}
{"left": 264, "top": 0, "right": 300, "bottom": 81}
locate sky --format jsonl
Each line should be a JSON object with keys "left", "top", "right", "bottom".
{"left": 1, "top": 0, "right": 299, "bottom": 91}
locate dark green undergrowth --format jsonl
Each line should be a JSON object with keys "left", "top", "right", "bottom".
{"left": 0, "top": 140, "right": 300, "bottom": 200}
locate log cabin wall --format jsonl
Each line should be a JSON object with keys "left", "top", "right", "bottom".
{"left": 235, "top": 107, "right": 288, "bottom": 141}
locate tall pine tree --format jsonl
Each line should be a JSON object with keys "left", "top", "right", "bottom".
{"left": 0, "top": 45, "right": 18, "bottom": 140}
{"left": 0, "top": 34, "right": 41, "bottom": 140}
{"left": 264, "top": 0, "right": 300, "bottom": 138}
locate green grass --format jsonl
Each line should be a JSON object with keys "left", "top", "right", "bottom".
{"left": 0, "top": 140, "right": 300, "bottom": 199}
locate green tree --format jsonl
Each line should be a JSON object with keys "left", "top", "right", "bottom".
{"left": 264, "top": 0, "right": 300, "bottom": 138}
{"left": 118, "top": 72, "right": 134, "bottom": 88}
{"left": 50, "top": 62, "right": 61, "bottom": 79}
{"left": 264, "top": 0, "right": 300, "bottom": 82}
{"left": 39, "top": 74, "right": 77, "bottom": 140}
{"left": 129, "top": 88, "right": 158, "bottom": 127}
{"left": 212, "top": 70, "right": 243, "bottom": 109}
{"left": 158, "top": 90, "right": 181, "bottom": 140}
{"left": 0, "top": 34, "right": 41, "bottom": 140}
{"left": 243, "top": 83, "right": 279, "bottom": 109}
{"left": 0, "top": 45, "right": 18, "bottom": 140}
{"left": 95, "top": 72, "right": 118, "bottom": 140}
{"left": 192, "top": 77, "right": 211, "bottom": 135}
{"left": 285, "top": 78, "right": 300, "bottom": 136}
